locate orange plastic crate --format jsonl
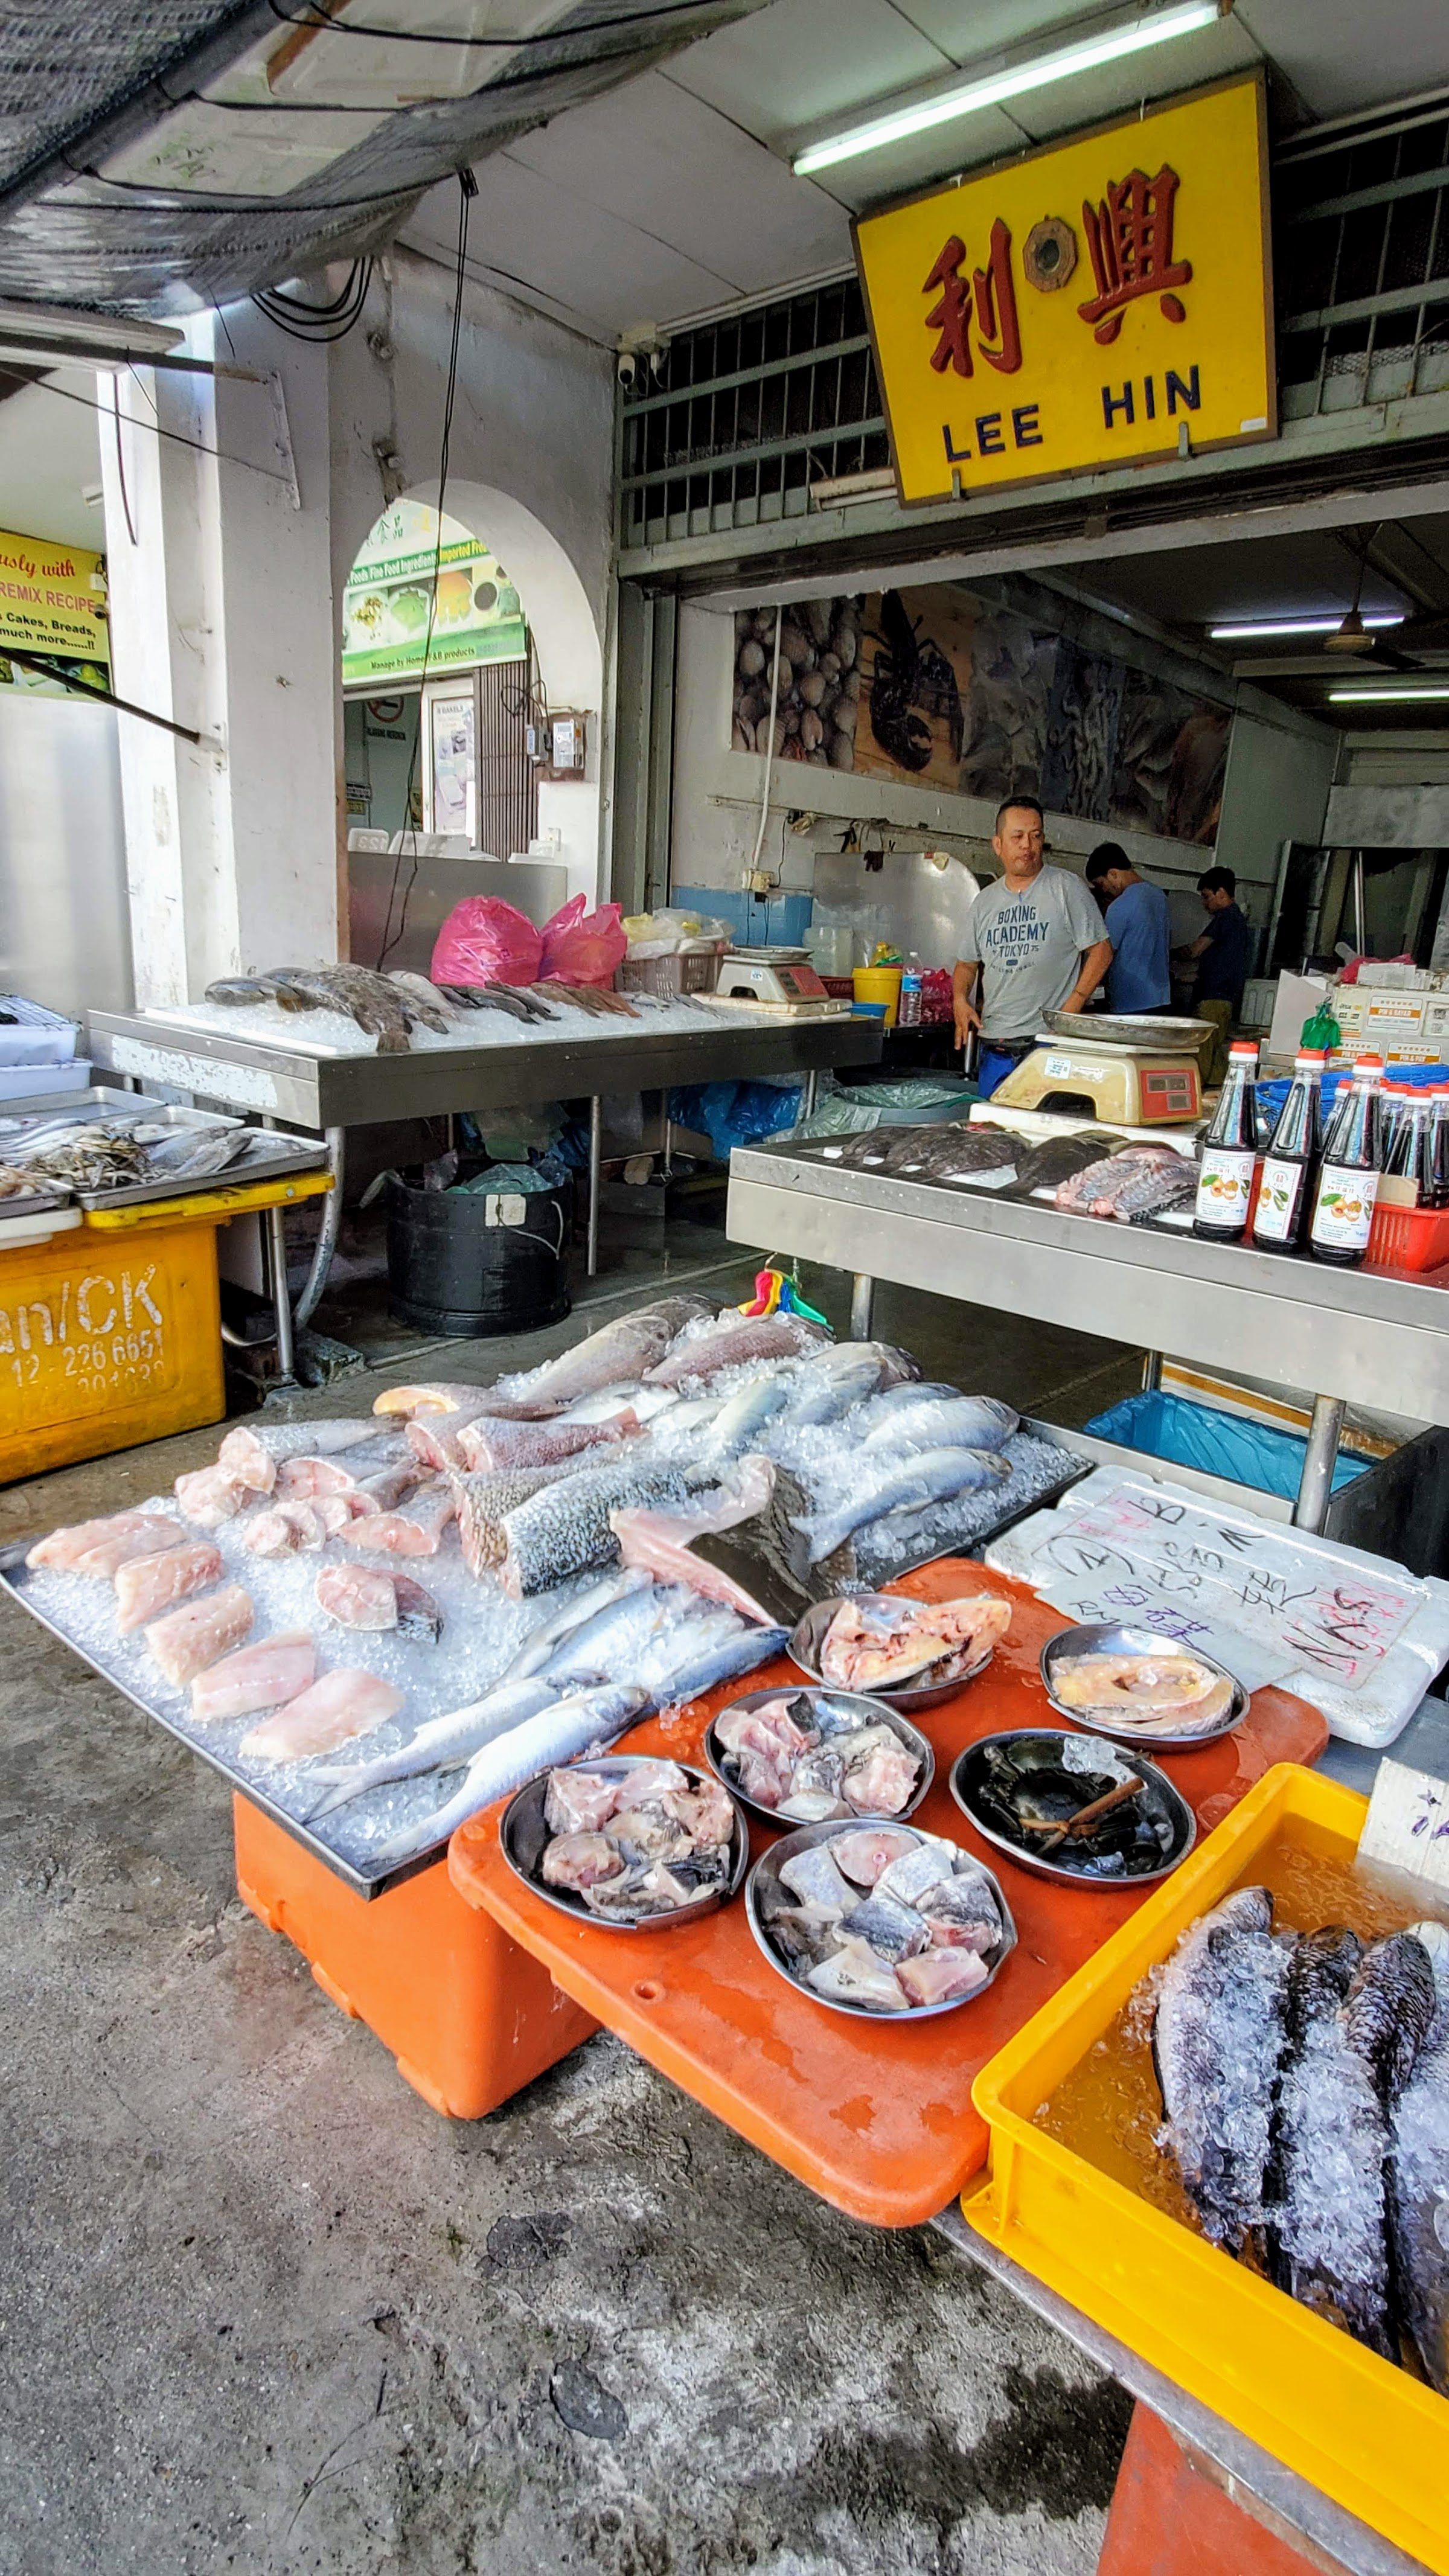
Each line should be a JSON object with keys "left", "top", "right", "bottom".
{"left": 233, "top": 1797, "right": 598, "bottom": 2119}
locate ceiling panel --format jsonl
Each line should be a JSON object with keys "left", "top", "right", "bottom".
{"left": 1081, "top": 530, "right": 1415, "bottom": 628}
{"left": 665, "top": 0, "right": 955, "bottom": 150}
{"left": 888, "top": 0, "right": 1087, "bottom": 66}
{"left": 1236, "top": 0, "right": 1449, "bottom": 119}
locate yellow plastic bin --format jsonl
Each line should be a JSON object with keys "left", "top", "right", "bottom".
{"left": 0, "top": 1169, "right": 332, "bottom": 1483}
{"left": 852, "top": 966, "right": 903, "bottom": 1028}
{"left": 964, "top": 1762, "right": 1449, "bottom": 2575}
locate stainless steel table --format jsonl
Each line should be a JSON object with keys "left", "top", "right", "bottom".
{"left": 88, "top": 1007, "right": 881, "bottom": 1334}
{"left": 726, "top": 1138, "right": 1449, "bottom": 1530}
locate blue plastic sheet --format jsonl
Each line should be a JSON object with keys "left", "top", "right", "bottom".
{"left": 1084, "top": 1390, "right": 1368, "bottom": 1504}
{"left": 668, "top": 1079, "right": 804, "bottom": 1156}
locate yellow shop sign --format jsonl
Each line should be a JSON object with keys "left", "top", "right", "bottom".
{"left": 854, "top": 76, "right": 1274, "bottom": 507}
{"left": 0, "top": 527, "right": 109, "bottom": 671}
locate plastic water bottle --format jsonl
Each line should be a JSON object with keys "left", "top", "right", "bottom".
{"left": 898, "top": 963, "right": 923, "bottom": 1028}
{"left": 1310, "top": 1053, "right": 1384, "bottom": 1267}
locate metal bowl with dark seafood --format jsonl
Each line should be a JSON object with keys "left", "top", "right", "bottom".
{"left": 747, "top": 1818, "right": 1017, "bottom": 2021}
{"left": 705, "top": 1685, "right": 933, "bottom": 1829}
{"left": 501, "top": 1754, "right": 749, "bottom": 1932}
{"left": 950, "top": 1728, "right": 1195, "bottom": 1887}
{"left": 789, "top": 1590, "right": 1010, "bottom": 1713}
{"left": 1038, "top": 1621, "right": 1248, "bottom": 1752}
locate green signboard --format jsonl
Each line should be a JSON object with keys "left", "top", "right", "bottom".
{"left": 341, "top": 500, "right": 526, "bottom": 688}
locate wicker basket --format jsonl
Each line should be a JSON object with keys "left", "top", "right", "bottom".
{"left": 618, "top": 948, "right": 723, "bottom": 998}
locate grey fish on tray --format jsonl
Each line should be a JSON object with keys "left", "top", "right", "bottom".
{"left": 799, "top": 1445, "right": 1014, "bottom": 1565}
{"left": 1055, "top": 1145, "right": 1194, "bottom": 1221}
{"left": 1008, "top": 1132, "right": 1126, "bottom": 1198}
{"left": 1390, "top": 1920, "right": 1449, "bottom": 2394}
{"left": 1153, "top": 1885, "right": 1291, "bottom": 2256}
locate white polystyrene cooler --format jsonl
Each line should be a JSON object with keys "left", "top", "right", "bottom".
{"left": 0, "top": 995, "right": 78, "bottom": 1069}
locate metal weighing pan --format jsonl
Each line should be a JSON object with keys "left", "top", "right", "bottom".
{"left": 746, "top": 1818, "right": 1017, "bottom": 2021}
{"left": 703, "top": 1685, "right": 933, "bottom": 1829}
{"left": 790, "top": 1594, "right": 997, "bottom": 1713}
{"left": 500, "top": 1756, "right": 749, "bottom": 1930}
{"left": 1038, "top": 1620, "right": 1249, "bottom": 1753}
{"left": 950, "top": 1727, "right": 1195, "bottom": 1887}
{"left": 0, "top": 1084, "right": 328, "bottom": 1208}
{"left": 1040, "top": 1011, "right": 1211, "bottom": 1052}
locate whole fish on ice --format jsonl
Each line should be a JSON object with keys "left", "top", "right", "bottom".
{"left": 366, "top": 1684, "right": 650, "bottom": 1873}
{"left": 643, "top": 1312, "right": 828, "bottom": 1390}
{"left": 456, "top": 1412, "right": 641, "bottom": 1473}
{"left": 1389, "top": 1920, "right": 1449, "bottom": 2394}
{"left": 301, "top": 1678, "right": 561, "bottom": 1821}
{"left": 770, "top": 1347, "right": 885, "bottom": 1428}
{"left": 861, "top": 1393, "right": 1017, "bottom": 1454}
{"left": 799, "top": 1448, "right": 1012, "bottom": 1564}
{"left": 1153, "top": 1887, "right": 1291, "bottom": 2255}
{"left": 497, "top": 1567, "right": 656, "bottom": 1684}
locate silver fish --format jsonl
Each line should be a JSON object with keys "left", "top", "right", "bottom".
{"left": 644, "top": 1312, "right": 829, "bottom": 1390}
{"left": 863, "top": 1379, "right": 958, "bottom": 1421}
{"left": 367, "top": 1684, "right": 650, "bottom": 1872}
{"left": 1153, "top": 1887, "right": 1290, "bottom": 2255}
{"left": 705, "top": 1370, "right": 795, "bottom": 1453}
{"left": 495, "top": 1310, "right": 677, "bottom": 1414}
{"left": 540, "top": 1578, "right": 679, "bottom": 1684}
{"left": 1390, "top": 1920, "right": 1449, "bottom": 2394}
{"left": 302, "top": 1678, "right": 561, "bottom": 1821}
{"left": 773, "top": 1348, "right": 883, "bottom": 1427}
{"left": 642, "top": 1614, "right": 790, "bottom": 1707}
{"left": 498, "top": 1567, "right": 656, "bottom": 1683}
{"left": 861, "top": 1393, "right": 1018, "bottom": 1454}
{"left": 800, "top": 1446, "right": 1013, "bottom": 1564}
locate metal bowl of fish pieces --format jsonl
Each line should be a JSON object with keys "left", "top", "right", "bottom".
{"left": 703, "top": 1686, "right": 934, "bottom": 1831}
{"left": 500, "top": 1756, "right": 750, "bottom": 1932}
{"left": 950, "top": 1728, "right": 1195, "bottom": 1888}
{"left": 746, "top": 1820, "right": 1017, "bottom": 2022}
{"left": 788, "top": 1594, "right": 998, "bottom": 1714}
{"left": 1038, "top": 1621, "right": 1249, "bottom": 1753}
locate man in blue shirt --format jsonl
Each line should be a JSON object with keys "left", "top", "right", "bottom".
{"left": 1175, "top": 865, "right": 1253, "bottom": 1086}
{"left": 1084, "top": 843, "right": 1171, "bottom": 1013}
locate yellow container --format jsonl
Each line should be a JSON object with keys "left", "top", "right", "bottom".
{"left": 852, "top": 965, "right": 903, "bottom": 1027}
{"left": 0, "top": 1170, "right": 332, "bottom": 1484}
{"left": 965, "top": 1763, "right": 1449, "bottom": 2575}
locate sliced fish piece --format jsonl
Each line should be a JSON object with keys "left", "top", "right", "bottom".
{"left": 217, "top": 1417, "right": 379, "bottom": 1494}
{"left": 316, "top": 1561, "right": 396, "bottom": 1631}
{"left": 114, "top": 1541, "right": 222, "bottom": 1635}
{"left": 455, "top": 1411, "right": 641, "bottom": 1473}
{"left": 830, "top": 1826, "right": 927, "bottom": 1890}
{"left": 243, "top": 1501, "right": 327, "bottom": 1558}
{"left": 895, "top": 1948, "right": 989, "bottom": 2006}
{"left": 374, "top": 1381, "right": 501, "bottom": 1421}
{"left": 72, "top": 1517, "right": 187, "bottom": 1579}
{"left": 778, "top": 1789, "right": 852, "bottom": 1823}
{"left": 497, "top": 1459, "right": 688, "bottom": 1598}
{"left": 778, "top": 1843, "right": 854, "bottom": 1915}
{"left": 341, "top": 1482, "right": 455, "bottom": 1558}
{"left": 875, "top": 1839, "right": 958, "bottom": 1907}
{"left": 545, "top": 1767, "right": 624, "bottom": 1835}
{"left": 644, "top": 1312, "right": 828, "bottom": 1390}
{"left": 274, "top": 1454, "right": 366, "bottom": 1500}
{"left": 28, "top": 1509, "right": 168, "bottom": 1571}
{"left": 842, "top": 1891, "right": 930, "bottom": 1963}
{"left": 807, "top": 1935, "right": 909, "bottom": 2012}
{"left": 542, "top": 1832, "right": 626, "bottom": 1891}
{"left": 844, "top": 1739, "right": 921, "bottom": 1816}
{"left": 392, "top": 1575, "right": 444, "bottom": 1645}
{"left": 173, "top": 1465, "right": 250, "bottom": 1527}
{"left": 146, "top": 1583, "right": 255, "bottom": 1686}
{"left": 301, "top": 1678, "right": 560, "bottom": 1821}
{"left": 366, "top": 1683, "right": 650, "bottom": 1873}
{"left": 240, "top": 1670, "right": 406, "bottom": 1764}
{"left": 191, "top": 1631, "right": 316, "bottom": 1725}
{"left": 819, "top": 1593, "right": 1012, "bottom": 1691}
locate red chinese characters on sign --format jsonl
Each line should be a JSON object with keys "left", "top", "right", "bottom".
{"left": 1077, "top": 164, "right": 1192, "bottom": 345}
{"left": 923, "top": 219, "right": 1022, "bottom": 377}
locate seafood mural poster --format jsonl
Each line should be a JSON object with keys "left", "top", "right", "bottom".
{"left": 342, "top": 499, "right": 526, "bottom": 688}
{"left": 854, "top": 75, "right": 1274, "bottom": 507}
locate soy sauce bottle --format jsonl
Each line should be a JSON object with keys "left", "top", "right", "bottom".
{"left": 1194, "top": 1040, "right": 1259, "bottom": 1243}
{"left": 1383, "top": 1078, "right": 1435, "bottom": 1207}
{"left": 1430, "top": 1083, "right": 1449, "bottom": 1210}
{"left": 1250, "top": 1048, "right": 1325, "bottom": 1254}
{"left": 1310, "top": 1052, "right": 1384, "bottom": 1267}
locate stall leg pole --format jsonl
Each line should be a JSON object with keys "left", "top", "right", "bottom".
{"left": 849, "top": 1274, "right": 875, "bottom": 1340}
{"left": 587, "top": 1096, "right": 603, "bottom": 1279}
{"left": 804, "top": 1070, "right": 819, "bottom": 1121}
{"left": 265, "top": 1203, "right": 297, "bottom": 1388}
{"left": 1141, "top": 1351, "right": 1163, "bottom": 1393}
{"left": 1293, "top": 1394, "right": 1345, "bottom": 1532}
{"left": 293, "top": 1127, "right": 346, "bottom": 1331}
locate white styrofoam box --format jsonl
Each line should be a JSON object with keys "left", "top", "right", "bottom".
{"left": 0, "top": 1058, "right": 92, "bottom": 1100}
{"left": 0, "top": 994, "right": 78, "bottom": 1066}
{"left": 1267, "top": 971, "right": 1330, "bottom": 1059}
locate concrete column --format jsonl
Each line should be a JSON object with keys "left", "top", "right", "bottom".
{"left": 100, "top": 315, "right": 341, "bottom": 1005}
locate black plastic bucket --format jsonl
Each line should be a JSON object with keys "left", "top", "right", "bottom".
{"left": 385, "top": 1171, "right": 572, "bottom": 1337}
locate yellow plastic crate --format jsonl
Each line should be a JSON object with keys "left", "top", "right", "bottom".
{"left": 965, "top": 1762, "right": 1449, "bottom": 2575}
{"left": 0, "top": 1171, "right": 331, "bottom": 1482}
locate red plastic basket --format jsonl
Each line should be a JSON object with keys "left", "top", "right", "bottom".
{"left": 1367, "top": 1198, "right": 1449, "bottom": 1273}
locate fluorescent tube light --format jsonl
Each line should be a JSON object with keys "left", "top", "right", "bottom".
{"left": 1328, "top": 685, "right": 1449, "bottom": 703}
{"left": 792, "top": 2, "right": 1221, "bottom": 177}
{"left": 1211, "top": 614, "right": 1405, "bottom": 641}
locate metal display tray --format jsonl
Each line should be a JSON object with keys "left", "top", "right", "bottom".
{"left": 0, "top": 1085, "right": 328, "bottom": 1209}
{"left": 0, "top": 1544, "right": 412, "bottom": 1900}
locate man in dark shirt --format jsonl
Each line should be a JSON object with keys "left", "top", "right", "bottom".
{"left": 1177, "top": 865, "right": 1252, "bottom": 1086}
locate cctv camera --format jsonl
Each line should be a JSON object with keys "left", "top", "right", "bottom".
{"left": 616, "top": 350, "right": 638, "bottom": 389}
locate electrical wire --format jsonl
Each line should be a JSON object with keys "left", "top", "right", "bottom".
{"left": 110, "top": 377, "right": 137, "bottom": 545}
{"left": 0, "top": 364, "right": 294, "bottom": 486}
{"left": 264, "top": 0, "right": 729, "bottom": 45}
{"left": 254, "top": 256, "right": 372, "bottom": 339}
{"left": 375, "top": 165, "right": 473, "bottom": 970}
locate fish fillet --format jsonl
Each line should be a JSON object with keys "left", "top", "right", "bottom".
{"left": 456, "top": 1411, "right": 641, "bottom": 1472}
{"left": 239, "top": 1670, "right": 405, "bottom": 1763}
{"left": 339, "top": 1483, "right": 455, "bottom": 1558}
{"left": 191, "top": 1631, "right": 316, "bottom": 1724}
{"left": 72, "top": 1517, "right": 187, "bottom": 1579}
{"left": 146, "top": 1582, "right": 255, "bottom": 1685}
{"left": 27, "top": 1510, "right": 166, "bottom": 1571}
{"left": 243, "top": 1500, "right": 327, "bottom": 1557}
{"left": 173, "top": 1465, "right": 249, "bottom": 1527}
{"left": 217, "top": 1418, "right": 379, "bottom": 1494}
{"left": 115, "top": 1541, "right": 222, "bottom": 1635}
{"left": 316, "top": 1562, "right": 397, "bottom": 1629}
{"left": 275, "top": 1455, "right": 362, "bottom": 1500}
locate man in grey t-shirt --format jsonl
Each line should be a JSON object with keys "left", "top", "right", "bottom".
{"left": 953, "top": 798, "right": 1112, "bottom": 1099}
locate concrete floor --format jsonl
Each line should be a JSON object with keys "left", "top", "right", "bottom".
{"left": 0, "top": 1234, "right": 1141, "bottom": 2576}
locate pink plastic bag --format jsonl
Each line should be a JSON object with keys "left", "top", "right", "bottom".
{"left": 430, "top": 896, "right": 542, "bottom": 988}
{"left": 539, "top": 896, "right": 627, "bottom": 989}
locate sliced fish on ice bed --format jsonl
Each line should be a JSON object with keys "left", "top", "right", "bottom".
{"left": 451, "top": 1461, "right": 593, "bottom": 1577}
{"left": 340, "top": 1481, "right": 455, "bottom": 1558}
{"left": 240, "top": 1670, "right": 406, "bottom": 1765}
{"left": 375, "top": 1381, "right": 508, "bottom": 1424}
{"left": 860, "top": 1392, "right": 1017, "bottom": 1454}
{"left": 644, "top": 1311, "right": 828, "bottom": 1389}
{"left": 314, "top": 1562, "right": 442, "bottom": 1644}
{"left": 146, "top": 1582, "right": 254, "bottom": 1685}
{"left": 70, "top": 1517, "right": 186, "bottom": 1579}
{"left": 455, "top": 1411, "right": 641, "bottom": 1473}
{"left": 612, "top": 1456, "right": 820, "bottom": 1627}
{"left": 1055, "top": 1145, "right": 1192, "bottom": 1220}
{"left": 114, "top": 1541, "right": 222, "bottom": 1634}
{"left": 367, "top": 1684, "right": 650, "bottom": 1873}
{"left": 273, "top": 1447, "right": 408, "bottom": 1501}
{"left": 801, "top": 1447, "right": 1012, "bottom": 1564}
{"left": 1152, "top": 1887, "right": 1291, "bottom": 2255}
{"left": 1390, "top": 1920, "right": 1449, "bottom": 2393}
{"left": 302, "top": 1678, "right": 561, "bottom": 1821}
{"left": 244, "top": 1501, "right": 330, "bottom": 1557}
{"left": 217, "top": 1417, "right": 380, "bottom": 1494}
{"left": 173, "top": 1465, "right": 250, "bottom": 1527}
{"left": 497, "top": 1460, "right": 689, "bottom": 1597}
{"left": 27, "top": 1509, "right": 173, "bottom": 1571}
{"left": 191, "top": 1631, "right": 316, "bottom": 1725}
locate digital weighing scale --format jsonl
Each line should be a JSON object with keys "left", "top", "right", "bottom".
{"left": 702, "top": 947, "right": 852, "bottom": 1018}
{"left": 989, "top": 1011, "right": 1208, "bottom": 1127}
